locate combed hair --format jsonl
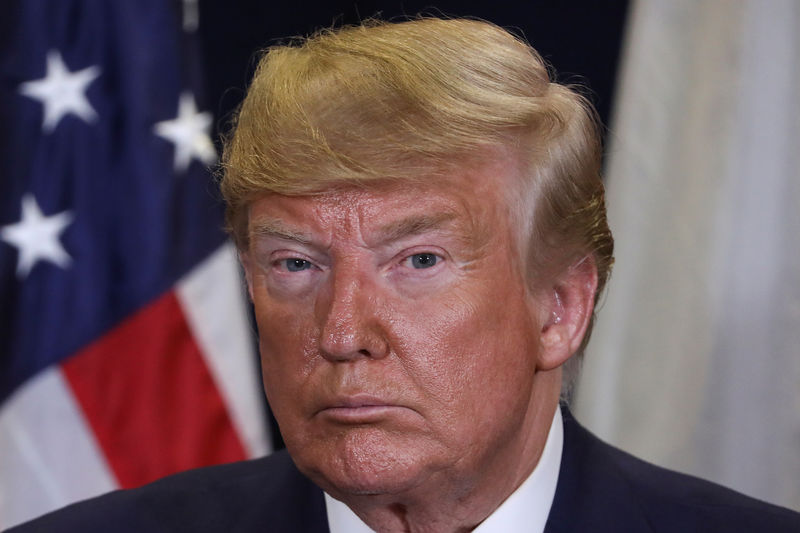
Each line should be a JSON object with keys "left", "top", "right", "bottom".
{"left": 220, "top": 17, "right": 613, "bottom": 397}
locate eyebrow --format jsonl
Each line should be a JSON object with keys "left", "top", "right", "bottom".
{"left": 249, "top": 218, "right": 313, "bottom": 245}
{"left": 248, "top": 211, "right": 463, "bottom": 247}
{"left": 375, "top": 211, "right": 460, "bottom": 245}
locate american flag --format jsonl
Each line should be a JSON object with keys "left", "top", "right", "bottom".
{"left": 0, "top": 1, "right": 270, "bottom": 527}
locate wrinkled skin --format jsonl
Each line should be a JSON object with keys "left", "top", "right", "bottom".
{"left": 241, "top": 157, "right": 592, "bottom": 532}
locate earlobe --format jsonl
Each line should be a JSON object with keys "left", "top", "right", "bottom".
{"left": 537, "top": 255, "right": 598, "bottom": 371}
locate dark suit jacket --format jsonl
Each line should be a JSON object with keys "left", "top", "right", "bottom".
{"left": 9, "top": 410, "right": 800, "bottom": 532}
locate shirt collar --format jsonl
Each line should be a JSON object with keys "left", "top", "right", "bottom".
{"left": 325, "top": 406, "right": 564, "bottom": 533}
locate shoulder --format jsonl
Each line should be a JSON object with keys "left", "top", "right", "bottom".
{"left": 7, "top": 449, "right": 328, "bottom": 533}
{"left": 604, "top": 436, "right": 799, "bottom": 531}
{"left": 546, "top": 408, "right": 800, "bottom": 533}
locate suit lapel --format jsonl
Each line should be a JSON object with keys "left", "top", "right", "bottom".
{"left": 544, "top": 408, "right": 654, "bottom": 533}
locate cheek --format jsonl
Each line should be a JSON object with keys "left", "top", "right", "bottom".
{"left": 395, "top": 287, "right": 538, "bottom": 419}
{"left": 253, "top": 294, "right": 318, "bottom": 409}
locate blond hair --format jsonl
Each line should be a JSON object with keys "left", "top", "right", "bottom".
{"left": 221, "top": 17, "right": 613, "bottom": 392}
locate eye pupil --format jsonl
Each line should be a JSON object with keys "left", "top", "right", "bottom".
{"left": 411, "top": 253, "right": 437, "bottom": 269}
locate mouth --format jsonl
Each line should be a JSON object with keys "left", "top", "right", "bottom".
{"left": 316, "top": 395, "right": 411, "bottom": 424}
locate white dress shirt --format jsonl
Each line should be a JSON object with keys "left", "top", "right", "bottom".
{"left": 325, "top": 407, "right": 564, "bottom": 533}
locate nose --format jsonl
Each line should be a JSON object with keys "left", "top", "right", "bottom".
{"left": 316, "top": 267, "right": 389, "bottom": 362}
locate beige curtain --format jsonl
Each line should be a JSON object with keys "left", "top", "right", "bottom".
{"left": 574, "top": 0, "right": 800, "bottom": 511}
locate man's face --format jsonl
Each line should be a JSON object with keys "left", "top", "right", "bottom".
{"left": 244, "top": 158, "right": 550, "bottom": 499}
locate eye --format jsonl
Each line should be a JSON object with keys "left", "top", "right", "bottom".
{"left": 408, "top": 253, "right": 439, "bottom": 269}
{"left": 284, "top": 258, "right": 312, "bottom": 272}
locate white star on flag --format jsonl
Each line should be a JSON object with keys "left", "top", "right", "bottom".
{"left": 18, "top": 50, "right": 101, "bottom": 133}
{"left": 154, "top": 92, "right": 216, "bottom": 173}
{"left": 1, "top": 194, "right": 73, "bottom": 278}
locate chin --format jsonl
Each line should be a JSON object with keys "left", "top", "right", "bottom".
{"left": 290, "top": 427, "right": 435, "bottom": 497}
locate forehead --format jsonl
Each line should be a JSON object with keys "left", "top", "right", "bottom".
{"left": 247, "top": 157, "right": 519, "bottom": 242}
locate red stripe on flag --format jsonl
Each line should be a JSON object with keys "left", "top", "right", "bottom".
{"left": 61, "top": 290, "right": 247, "bottom": 488}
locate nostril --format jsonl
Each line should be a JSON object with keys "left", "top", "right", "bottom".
{"left": 358, "top": 349, "right": 371, "bottom": 356}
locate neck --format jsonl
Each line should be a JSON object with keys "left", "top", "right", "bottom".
{"left": 334, "top": 370, "right": 562, "bottom": 533}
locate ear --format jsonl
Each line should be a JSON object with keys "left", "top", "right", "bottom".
{"left": 238, "top": 250, "right": 255, "bottom": 302}
{"left": 536, "top": 255, "right": 598, "bottom": 371}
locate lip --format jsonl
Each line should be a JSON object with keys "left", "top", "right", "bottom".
{"left": 316, "top": 395, "right": 410, "bottom": 423}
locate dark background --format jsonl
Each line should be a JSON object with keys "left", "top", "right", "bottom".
{"left": 196, "top": 0, "right": 631, "bottom": 448}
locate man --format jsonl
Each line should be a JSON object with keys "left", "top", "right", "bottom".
{"left": 11, "top": 17, "right": 800, "bottom": 533}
